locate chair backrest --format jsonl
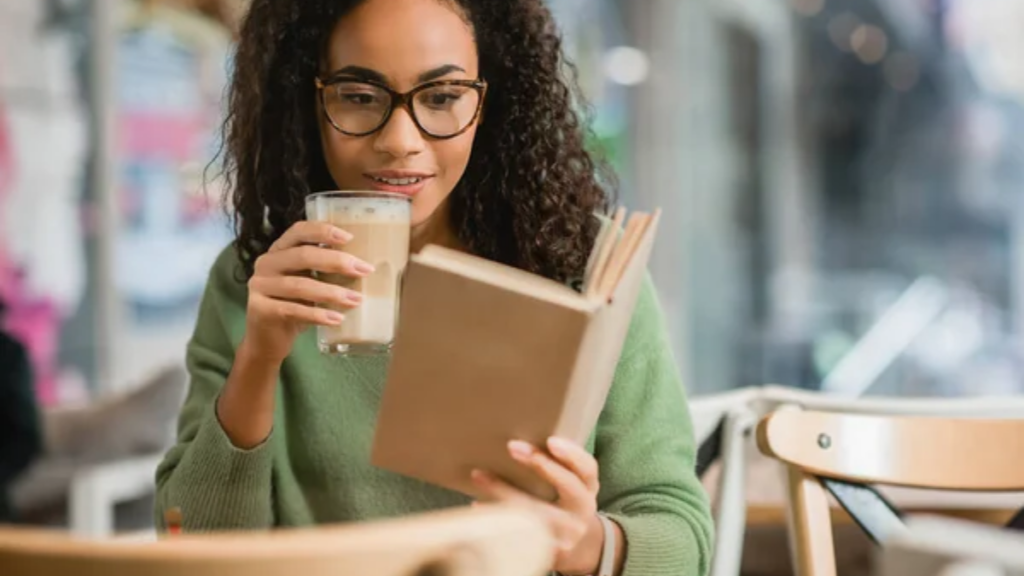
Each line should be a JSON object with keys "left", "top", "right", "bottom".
{"left": 0, "top": 505, "right": 553, "bottom": 576}
{"left": 755, "top": 407, "right": 1024, "bottom": 576}
{"left": 690, "top": 386, "right": 1024, "bottom": 480}
{"left": 689, "top": 388, "right": 761, "bottom": 444}
{"left": 758, "top": 409, "right": 1024, "bottom": 491}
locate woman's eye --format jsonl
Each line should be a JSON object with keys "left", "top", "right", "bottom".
{"left": 422, "top": 92, "right": 461, "bottom": 109}
{"left": 341, "top": 93, "right": 378, "bottom": 105}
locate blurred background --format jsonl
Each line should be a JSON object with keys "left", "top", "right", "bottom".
{"left": 1, "top": 0, "right": 1023, "bottom": 545}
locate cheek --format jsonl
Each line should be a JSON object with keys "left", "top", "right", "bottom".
{"left": 321, "top": 130, "right": 370, "bottom": 188}
{"left": 435, "top": 129, "right": 476, "bottom": 185}
{"left": 416, "top": 130, "right": 476, "bottom": 220}
{"left": 432, "top": 131, "right": 479, "bottom": 200}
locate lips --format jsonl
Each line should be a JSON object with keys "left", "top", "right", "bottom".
{"left": 364, "top": 171, "right": 434, "bottom": 196}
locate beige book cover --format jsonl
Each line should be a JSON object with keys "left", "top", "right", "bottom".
{"left": 371, "top": 211, "right": 661, "bottom": 501}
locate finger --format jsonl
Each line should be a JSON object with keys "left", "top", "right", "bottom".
{"left": 250, "top": 275, "right": 363, "bottom": 309}
{"left": 547, "top": 437, "right": 600, "bottom": 493}
{"left": 269, "top": 221, "right": 353, "bottom": 252}
{"left": 508, "top": 441, "right": 592, "bottom": 509}
{"left": 470, "top": 472, "right": 585, "bottom": 549}
{"left": 470, "top": 470, "right": 532, "bottom": 504}
{"left": 255, "top": 245, "right": 375, "bottom": 278}
{"left": 249, "top": 293, "right": 344, "bottom": 326}
{"left": 538, "top": 507, "right": 588, "bottom": 552}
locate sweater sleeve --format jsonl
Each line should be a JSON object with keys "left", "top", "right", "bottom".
{"left": 154, "top": 248, "right": 275, "bottom": 532}
{"left": 594, "top": 275, "right": 714, "bottom": 576}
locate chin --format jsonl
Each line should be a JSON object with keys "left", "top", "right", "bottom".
{"left": 410, "top": 195, "right": 447, "bottom": 227}
{"left": 409, "top": 206, "right": 437, "bottom": 229}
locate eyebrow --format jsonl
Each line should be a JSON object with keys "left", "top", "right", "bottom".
{"left": 327, "top": 64, "right": 468, "bottom": 85}
{"left": 417, "top": 64, "right": 467, "bottom": 83}
{"left": 330, "top": 65, "right": 388, "bottom": 84}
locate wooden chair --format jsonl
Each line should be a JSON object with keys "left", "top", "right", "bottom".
{"left": 0, "top": 505, "right": 554, "bottom": 576}
{"left": 756, "top": 406, "right": 1024, "bottom": 576}
{"left": 691, "top": 386, "right": 1024, "bottom": 576}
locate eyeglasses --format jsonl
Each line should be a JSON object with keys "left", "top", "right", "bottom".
{"left": 315, "top": 74, "right": 488, "bottom": 139}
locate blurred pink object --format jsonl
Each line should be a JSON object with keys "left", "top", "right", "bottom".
{"left": 0, "top": 101, "right": 59, "bottom": 407}
{"left": 119, "top": 111, "right": 204, "bottom": 160}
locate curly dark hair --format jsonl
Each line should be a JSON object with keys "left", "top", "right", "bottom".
{"left": 221, "top": 0, "right": 615, "bottom": 283}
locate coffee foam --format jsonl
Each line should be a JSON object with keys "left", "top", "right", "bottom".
{"left": 316, "top": 196, "right": 411, "bottom": 225}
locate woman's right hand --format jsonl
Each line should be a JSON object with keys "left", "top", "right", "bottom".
{"left": 241, "top": 220, "right": 375, "bottom": 364}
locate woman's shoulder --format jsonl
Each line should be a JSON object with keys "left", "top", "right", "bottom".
{"left": 187, "top": 243, "right": 250, "bottom": 348}
{"left": 624, "top": 273, "right": 665, "bottom": 341}
{"left": 201, "top": 242, "right": 250, "bottom": 307}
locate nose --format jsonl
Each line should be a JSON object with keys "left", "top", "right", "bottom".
{"left": 373, "top": 107, "right": 426, "bottom": 158}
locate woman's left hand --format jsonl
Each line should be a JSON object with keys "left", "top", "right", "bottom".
{"left": 471, "top": 436, "right": 607, "bottom": 575}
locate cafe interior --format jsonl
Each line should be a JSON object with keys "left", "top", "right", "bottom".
{"left": 1, "top": 0, "right": 1024, "bottom": 575}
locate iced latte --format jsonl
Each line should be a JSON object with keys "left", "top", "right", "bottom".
{"left": 305, "top": 191, "right": 411, "bottom": 355}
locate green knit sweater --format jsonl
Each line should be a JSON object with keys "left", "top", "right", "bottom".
{"left": 155, "top": 245, "right": 713, "bottom": 576}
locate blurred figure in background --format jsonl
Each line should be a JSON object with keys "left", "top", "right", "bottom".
{"left": 0, "top": 298, "right": 43, "bottom": 523}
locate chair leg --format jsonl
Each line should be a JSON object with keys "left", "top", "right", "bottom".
{"left": 709, "top": 407, "right": 757, "bottom": 576}
{"left": 784, "top": 466, "right": 837, "bottom": 576}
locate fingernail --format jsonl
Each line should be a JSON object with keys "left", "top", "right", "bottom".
{"left": 346, "top": 291, "right": 364, "bottom": 304}
{"left": 508, "top": 440, "right": 533, "bottom": 459}
{"left": 325, "top": 311, "right": 345, "bottom": 325}
{"left": 332, "top": 227, "right": 352, "bottom": 242}
{"left": 354, "top": 261, "right": 376, "bottom": 275}
{"left": 548, "top": 437, "right": 572, "bottom": 454}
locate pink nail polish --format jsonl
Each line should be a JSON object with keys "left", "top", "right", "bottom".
{"left": 508, "top": 440, "right": 533, "bottom": 459}
{"left": 548, "top": 437, "right": 572, "bottom": 454}
{"left": 354, "top": 261, "right": 376, "bottom": 275}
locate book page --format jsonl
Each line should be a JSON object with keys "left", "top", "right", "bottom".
{"left": 582, "top": 216, "right": 614, "bottom": 294}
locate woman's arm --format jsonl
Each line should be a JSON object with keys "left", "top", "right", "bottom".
{"left": 154, "top": 249, "right": 277, "bottom": 532}
{"left": 593, "top": 276, "right": 715, "bottom": 576}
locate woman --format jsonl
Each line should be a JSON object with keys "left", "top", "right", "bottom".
{"left": 155, "top": 0, "right": 713, "bottom": 575}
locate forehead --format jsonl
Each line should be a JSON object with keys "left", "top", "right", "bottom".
{"left": 325, "top": 0, "right": 478, "bottom": 85}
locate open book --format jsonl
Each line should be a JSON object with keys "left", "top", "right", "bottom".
{"left": 371, "top": 208, "right": 662, "bottom": 500}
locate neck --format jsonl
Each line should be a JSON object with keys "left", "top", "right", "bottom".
{"left": 410, "top": 202, "right": 463, "bottom": 254}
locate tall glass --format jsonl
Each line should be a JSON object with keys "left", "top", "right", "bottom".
{"left": 305, "top": 191, "right": 411, "bottom": 355}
